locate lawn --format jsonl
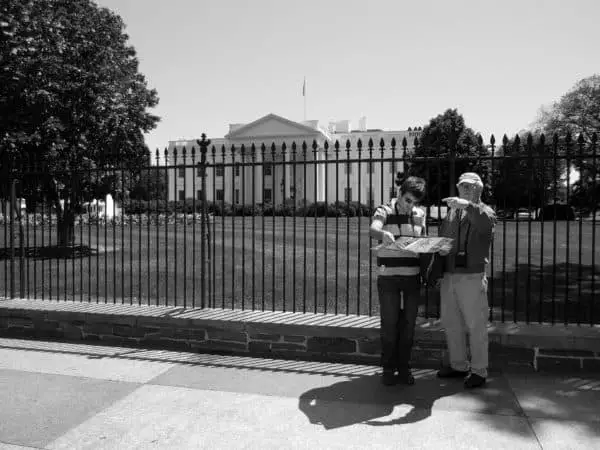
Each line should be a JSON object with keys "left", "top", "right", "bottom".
{"left": 1, "top": 216, "right": 599, "bottom": 325}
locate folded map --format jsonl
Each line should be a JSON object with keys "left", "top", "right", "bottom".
{"left": 372, "top": 237, "right": 454, "bottom": 254}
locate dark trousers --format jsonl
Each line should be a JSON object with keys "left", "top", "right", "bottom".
{"left": 377, "top": 275, "right": 420, "bottom": 371}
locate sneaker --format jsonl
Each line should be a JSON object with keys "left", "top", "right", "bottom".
{"left": 381, "top": 369, "right": 397, "bottom": 386}
{"left": 437, "top": 366, "right": 469, "bottom": 378}
{"left": 397, "top": 369, "right": 415, "bottom": 385}
{"left": 464, "top": 373, "right": 486, "bottom": 389}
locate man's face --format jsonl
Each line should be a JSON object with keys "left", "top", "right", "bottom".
{"left": 397, "top": 192, "right": 419, "bottom": 213}
{"left": 457, "top": 182, "right": 480, "bottom": 202}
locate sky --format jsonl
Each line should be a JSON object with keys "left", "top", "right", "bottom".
{"left": 94, "top": 0, "right": 599, "bottom": 155}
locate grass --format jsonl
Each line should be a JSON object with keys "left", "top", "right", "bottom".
{"left": 1, "top": 216, "right": 599, "bottom": 325}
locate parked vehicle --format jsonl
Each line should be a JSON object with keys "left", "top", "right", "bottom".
{"left": 538, "top": 204, "right": 575, "bottom": 221}
{"left": 515, "top": 208, "right": 534, "bottom": 220}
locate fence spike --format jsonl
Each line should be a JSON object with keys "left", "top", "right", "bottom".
{"left": 565, "top": 131, "right": 572, "bottom": 145}
{"left": 302, "top": 141, "right": 307, "bottom": 155}
{"left": 191, "top": 146, "right": 196, "bottom": 157}
{"left": 345, "top": 139, "right": 351, "bottom": 150}
{"left": 334, "top": 140, "right": 339, "bottom": 151}
{"left": 357, "top": 138, "right": 362, "bottom": 150}
{"left": 291, "top": 141, "right": 297, "bottom": 153}
{"left": 379, "top": 138, "right": 385, "bottom": 148}
{"left": 592, "top": 132, "right": 598, "bottom": 144}
{"left": 502, "top": 134, "right": 509, "bottom": 146}
{"left": 577, "top": 133, "right": 585, "bottom": 145}
{"left": 368, "top": 138, "right": 373, "bottom": 148}
{"left": 539, "top": 133, "right": 545, "bottom": 146}
{"left": 526, "top": 133, "right": 533, "bottom": 146}
{"left": 477, "top": 134, "right": 483, "bottom": 146}
{"left": 281, "top": 142, "right": 286, "bottom": 154}
{"left": 323, "top": 141, "right": 329, "bottom": 151}
{"left": 490, "top": 134, "right": 496, "bottom": 146}
{"left": 312, "top": 139, "right": 318, "bottom": 150}
{"left": 413, "top": 136, "right": 418, "bottom": 148}
{"left": 553, "top": 133, "right": 559, "bottom": 145}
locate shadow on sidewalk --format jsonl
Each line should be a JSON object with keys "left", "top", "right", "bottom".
{"left": 298, "top": 370, "right": 465, "bottom": 429}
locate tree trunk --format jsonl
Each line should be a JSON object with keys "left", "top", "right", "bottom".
{"left": 57, "top": 207, "right": 75, "bottom": 248}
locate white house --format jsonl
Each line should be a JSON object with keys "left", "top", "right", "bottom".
{"left": 165, "top": 113, "right": 422, "bottom": 207}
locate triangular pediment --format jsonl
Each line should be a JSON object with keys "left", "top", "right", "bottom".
{"left": 225, "top": 114, "right": 322, "bottom": 140}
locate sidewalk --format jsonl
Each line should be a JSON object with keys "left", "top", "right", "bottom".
{"left": 0, "top": 337, "right": 598, "bottom": 450}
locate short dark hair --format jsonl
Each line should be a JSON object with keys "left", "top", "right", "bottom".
{"left": 396, "top": 175, "right": 426, "bottom": 201}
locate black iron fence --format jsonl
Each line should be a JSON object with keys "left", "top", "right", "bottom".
{"left": 1, "top": 132, "right": 598, "bottom": 325}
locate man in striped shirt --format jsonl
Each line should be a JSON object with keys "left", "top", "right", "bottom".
{"left": 370, "top": 176, "right": 427, "bottom": 386}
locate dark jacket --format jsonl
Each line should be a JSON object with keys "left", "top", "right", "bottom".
{"left": 439, "top": 202, "right": 496, "bottom": 274}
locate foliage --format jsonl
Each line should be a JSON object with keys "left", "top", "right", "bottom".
{"left": 406, "top": 109, "right": 492, "bottom": 203}
{"left": 532, "top": 75, "right": 600, "bottom": 141}
{"left": 129, "top": 164, "right": 169, "bottom": 201}
{"left": 0, "top": 0, "right": 159, "bottom": 244}
{"left": 530, "top": 75, "right": 600, "bottom": 207}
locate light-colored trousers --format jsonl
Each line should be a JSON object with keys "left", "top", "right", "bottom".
{"left": 440, "top": 272, "right": 489, "bottom": 378}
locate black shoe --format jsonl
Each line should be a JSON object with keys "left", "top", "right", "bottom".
{"left": 437, "top": 366, "right": 469, "bottom": 378}
{"left": 381, "top": 369, "right": 397, "bottom": 386}
{"left": 464, "top": 373, "right": 486, "bottom": 389}
{"left": 397, "top": 369, "right": 415, "bottom": 385}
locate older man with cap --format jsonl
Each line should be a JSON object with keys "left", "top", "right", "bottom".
{"left": 437, "top": 172, "right": 496, "bottom": 388}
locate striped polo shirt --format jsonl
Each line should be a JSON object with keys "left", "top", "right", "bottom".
{"left": 373, "top": 198, "right": 426, "bottom": 276}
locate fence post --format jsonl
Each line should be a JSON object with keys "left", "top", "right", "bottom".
{"left": 448, "top": 127, "right": 457, "bottom": 196}
{"left": 197, "top": 133, "right": 211, "bottom": 309}
{"left": 9, "top": 161, "right": 15, "bottom": 299}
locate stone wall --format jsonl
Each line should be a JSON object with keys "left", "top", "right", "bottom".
{"left": 1, "top": 298, "right": 599, "bottom": 372}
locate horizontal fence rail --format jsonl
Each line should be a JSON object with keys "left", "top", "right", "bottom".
{"left": 1, "top": 132, "right": 599, "bottom": 325}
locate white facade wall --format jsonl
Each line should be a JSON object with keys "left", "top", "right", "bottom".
{"left": 164, "top": 115, "right": 422, "bottom": 208}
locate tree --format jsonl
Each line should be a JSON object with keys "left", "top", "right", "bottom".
{"left": 0, "top": 0, "right": 159, "bottom": 246}
{"left": 532, "top": 75, "right": 600, "bottom": 140}
{"left": 129, "top": 164, "right": 169, "bottom": 201}
{"left": 491, "top": 133, "right": 556, "bottom": 210}
{"left": 531, "top": 75, "right": 600, "bottom": 209}
{"left": 406, "top": 109, "right": 491, "bottom": 203}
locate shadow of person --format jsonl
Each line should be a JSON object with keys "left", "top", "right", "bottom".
{"left": 298, "top": 370, "right": 464, "bottom": 430}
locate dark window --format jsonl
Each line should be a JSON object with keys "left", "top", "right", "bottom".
{"left": 263, "top": 188, "right": 272, "bottom": 203}
{"left": 235, "top": 189, "right": 240, "bottom": 204}
{"left": 197, "top": 166, "right": 205, "bottom": 177}
{"left": 216, "top": 166, "right": 224, "bottom": 177}
{"left": 235, "top": 165, "right": 240, "bottom": 177}
{"left": 216, "top": 189, "right": 224, "bottom": 201}
{"left": 178, "top": 190, "right": 185, "bottom": 201}
{"left": 178, "top": 167, "right": 185, "bottom": 178}
{"left": 197, "top": 190, "right": 203, "bottom": 200}
{"left": 263, "top": 164, "right": 272, "bottom": 176}
{"left": 345, "top": 187, "right": 352, "bottom": 202}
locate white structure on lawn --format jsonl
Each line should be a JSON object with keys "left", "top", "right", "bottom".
{"left": 165, "top": 114, "right": 422, "bottom": 207}
{"left": 82, "top": 194, "right": 121, "bottom": 218}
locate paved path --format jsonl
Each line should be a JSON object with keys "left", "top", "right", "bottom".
{"left": 0, "top": 337, "right": 599, "bottom": 449}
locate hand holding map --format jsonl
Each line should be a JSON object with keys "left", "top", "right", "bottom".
{"left": 372, "top": 236, "right": 454, "bottom": 254}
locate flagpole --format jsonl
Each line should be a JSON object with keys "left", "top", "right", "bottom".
{"left": 303, "top": 77, "right": 306, "bottom": 121}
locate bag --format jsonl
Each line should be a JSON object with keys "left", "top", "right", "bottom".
{"left": 419, "top": 253, "right": 444, "bottom": 287}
